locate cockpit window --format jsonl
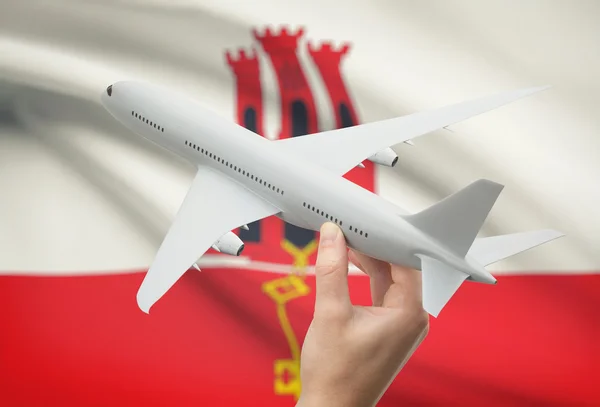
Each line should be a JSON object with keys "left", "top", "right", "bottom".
{"left": 106, "top": 85, "right": 113, "bottom": 96}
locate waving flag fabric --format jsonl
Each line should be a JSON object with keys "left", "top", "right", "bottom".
{"left": 1, "top": 1, "right": 598, "bottom": 406}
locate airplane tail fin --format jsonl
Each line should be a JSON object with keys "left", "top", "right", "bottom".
{"left": 404, "top": 179, "right": 504, "bottom": 258}
{"left": 405, "top": 180, "right": 563, "bottom": 317}
{"left": 468, "top": 229, "right": 564, "bottom": 266}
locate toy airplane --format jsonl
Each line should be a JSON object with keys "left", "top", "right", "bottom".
{"left": 100, "top": 82, "right": 563, "bottom": 317}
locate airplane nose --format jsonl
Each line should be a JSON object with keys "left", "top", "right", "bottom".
{"left": 101, "top": 83, "right": 114, "bottom": 107}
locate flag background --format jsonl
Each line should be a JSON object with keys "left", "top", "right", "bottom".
{"left": 1, "top": 1, "right": 599, "bottom": 406}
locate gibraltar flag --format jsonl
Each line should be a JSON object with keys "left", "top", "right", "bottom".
{"left": 1, "top": 1, "right": 599, "bottom": 406}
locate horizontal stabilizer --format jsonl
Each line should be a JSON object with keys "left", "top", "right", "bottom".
{"left": 404, "top": 179, "right": 504, "bottom": 257}
{"left": 468, "top": 229, "right": 564, "bottom": 266}
{"left": 418, "top": 255, "right": 468, "bottom": 317}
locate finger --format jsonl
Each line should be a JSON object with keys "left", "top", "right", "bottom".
{"left": 349, "top": 250, "right": 392, "bottom": 307}
{"left": 348, "top": 249, "right": 364, "bottom": 271}
{"left": 314, "top": 222, "right": 351, "bottom": 317}
{"left": 382, "top": 265, "right": 423, "bottom": 309}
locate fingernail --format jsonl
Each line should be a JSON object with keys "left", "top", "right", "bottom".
{"left": 320, "top": 222, "right": 339, "bottom": 246}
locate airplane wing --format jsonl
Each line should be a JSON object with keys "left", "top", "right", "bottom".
{"left": 274, "top": 86, "right": 549, "bottom": 175}
{"left": 137, "top": 166, "right": 281, "bottom": 313}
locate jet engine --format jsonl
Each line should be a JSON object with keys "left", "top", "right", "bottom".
{"left": 212, "top": 231, "right": 245, "bottom": 256}
{"left": 368, "top": 147, "right": 399, "bottom": 167}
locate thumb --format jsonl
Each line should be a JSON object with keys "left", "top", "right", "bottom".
{"left": 314, "top": 222, "right": 351, "bottom": 317}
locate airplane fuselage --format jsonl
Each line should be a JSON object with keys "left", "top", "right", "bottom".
{"left": 101, "top": 81, "right": 494, "bottom": 283}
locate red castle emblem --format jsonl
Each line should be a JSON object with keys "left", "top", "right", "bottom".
{"left": 222, "top": 26, "right": 377, "bottom": 401}
{"left": 224, "top": 26, "right": 376, "bottom": 269}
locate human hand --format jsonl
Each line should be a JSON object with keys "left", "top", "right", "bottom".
{"left": 297, "top": 222, "right": 429, "bottom": 407}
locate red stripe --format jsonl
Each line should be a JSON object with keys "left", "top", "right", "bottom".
{"left": 1, "top": 270, "right": 598, "bottom": 406}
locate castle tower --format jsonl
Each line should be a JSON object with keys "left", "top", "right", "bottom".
{"left": 308, "top": 41, "right": 375, "bottom": 191}
{"left": 225, "top": 47, "right": 264, "bottom": 136}
{"left": 254, "top": 26, "right": 318, "bottom": 256}
{"left": 225, "top": 47, "right": 282, "bottom": 251}
{"left": 253, "top": 27, "right": 320, "bottom": 139}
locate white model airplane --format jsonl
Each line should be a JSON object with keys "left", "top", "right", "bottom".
{"left": 100, "top": 82, "right": 563, "bottom": 317}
